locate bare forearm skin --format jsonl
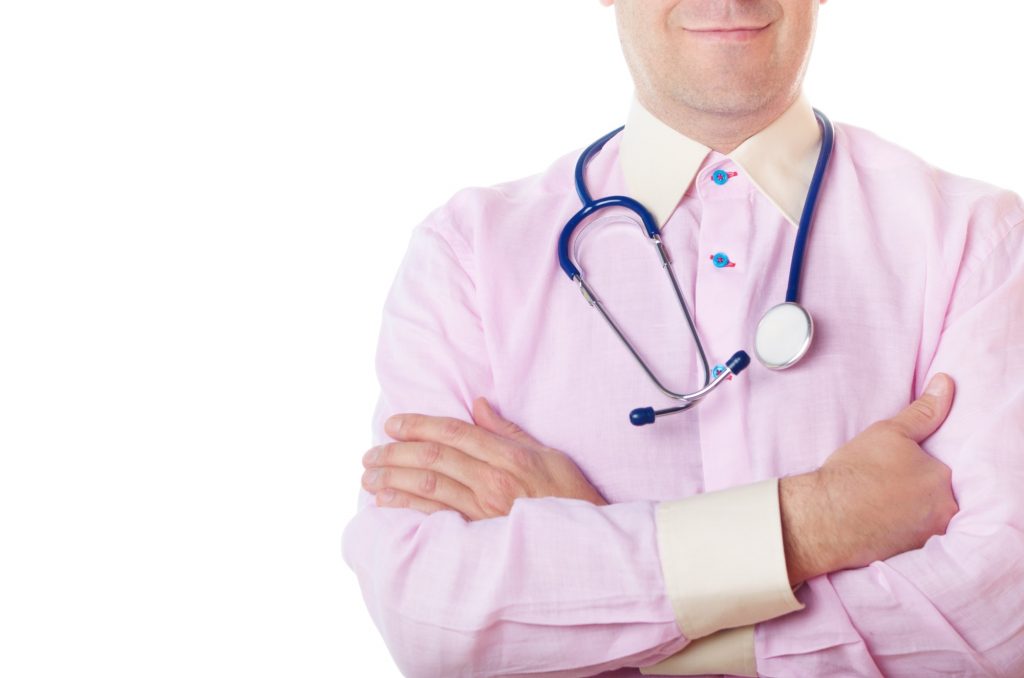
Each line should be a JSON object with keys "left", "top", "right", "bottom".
{"left": 780, "top": 472, "right": 838, "bottom": 587}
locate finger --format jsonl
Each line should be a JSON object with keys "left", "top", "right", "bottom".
{"left": 471, "top": 397, "right": 542, "bottom": 447}
{"left": 385, "top": 412, "right": 514, "bottom": 467}
{"left": 888, "top": 373, "right": 956, "bottom": 442}
{"left": 373, "top": 487, "right": 466, "bottom": 519}
{"left": 362, "top": 465, "right": 485, "bottom": 520}
{"left": 363, "top": 441, "right": 496, "bottom": 499}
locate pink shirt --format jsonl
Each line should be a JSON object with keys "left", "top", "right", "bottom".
{"left": 342, "top": 92, "right": 1024, "bottom": 677}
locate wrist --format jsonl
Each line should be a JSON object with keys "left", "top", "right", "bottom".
{"left": 779, "top": 471, "right": 839, "bottom": 586}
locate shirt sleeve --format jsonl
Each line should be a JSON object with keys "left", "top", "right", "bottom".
{"left": 340, "top": 210, "right": 802, "bottom": 677}
{"left": 752, "top": 220, "right": 1024, "bottom": 676}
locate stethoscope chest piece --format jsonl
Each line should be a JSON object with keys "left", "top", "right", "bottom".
{"left": 754, "top": 302, "right": 814, "bottom": 370}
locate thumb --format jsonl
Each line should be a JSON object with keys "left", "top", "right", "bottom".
{"left": 471, "top": 397, "right": 541, "bottom": 447}
{"left": 888, "top": 373, "right": 955, "bottom": 442}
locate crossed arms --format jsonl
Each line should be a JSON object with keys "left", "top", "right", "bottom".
{"left": 342, "top": 218, "right": 1024, "bottom": 676}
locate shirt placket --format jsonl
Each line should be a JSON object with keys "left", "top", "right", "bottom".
{"left": 692, "top": 159, "right": 759, "bottom": 491}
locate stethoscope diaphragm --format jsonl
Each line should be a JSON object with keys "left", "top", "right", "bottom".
{"left": 754, "top": 302, "right": 814, "bottom": 370}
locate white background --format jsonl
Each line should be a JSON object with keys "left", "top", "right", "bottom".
{"left": 1, "top": 1, "right": 1021, "bottom": 675}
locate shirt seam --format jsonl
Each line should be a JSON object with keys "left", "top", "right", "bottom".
{"left": 949, "top": 217, "right": 1024, "bottom": 306}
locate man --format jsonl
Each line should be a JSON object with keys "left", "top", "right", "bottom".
{"left": 343, "top": 1, "right": 1024, "bottom": 675}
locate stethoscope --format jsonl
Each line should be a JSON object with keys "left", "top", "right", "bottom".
{"left": 557, "top": 109, "right": 835, "bottom": 426}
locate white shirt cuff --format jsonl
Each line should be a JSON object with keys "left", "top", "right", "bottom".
{"left": 652, "top": 478, "right": 804, "bottom": 640}
{"left": 640, "top": 625, "right": 756, "bottom": 677}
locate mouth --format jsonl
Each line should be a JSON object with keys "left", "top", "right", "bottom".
{"left": 684, "top": 24, "right": 770, "bottom": 42}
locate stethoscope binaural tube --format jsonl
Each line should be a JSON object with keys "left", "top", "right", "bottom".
{"left": 557, "top": 128, "right": 751, "bottom": 424}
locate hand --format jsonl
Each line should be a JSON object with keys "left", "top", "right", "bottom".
{"left": 781, "top": 373, "right": 960, "bottom": 585}
{"left": 361, "top": 397, "right": 609, "bottom": 520}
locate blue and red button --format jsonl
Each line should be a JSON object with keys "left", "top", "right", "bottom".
{"left": 711, "top": 169, "right": 738, "bottom": 185}
{"left": 710, "top": 252, "right": 736, "bottom": 268}
{"left": 712, "top": 363, "right": 734, "bottom": 381}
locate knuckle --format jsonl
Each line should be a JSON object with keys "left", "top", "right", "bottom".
{"left": 480, "top": 494, "right": 513, "bottom": 518}
{"left": 440, "top": 418, "right": 464, "bottom": 443}
{"left": 507, "top": 445, "right": 533, "bottom": 472}
{"left": 909, "top": 399, "right": 937, "bottom": 421}
{"left": 503, "top": 421, "right": 525, "bottom": 438}
{"left": 478, "top": 469, "right": 519, "bottom": 516}
{"left": 419, "top": 470, "right": 439, "bottom": 495}
{"left": 419, "top": 443, "right": 442, "bottom": 467}
{"left": 380, "top": 442, "right": 398, "bottom": 463}
{"left": 475, "top": 497, "right": 499, "bottom": 519}
{"left": 489, "top": 467, "right": 517, "bottom": 496}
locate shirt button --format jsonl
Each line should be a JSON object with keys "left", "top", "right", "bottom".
{"left": 711, "top": 169, "right": 737, "bottom": 185}
{"left": 710, "top": 252, "right": 736, "bottom": 268}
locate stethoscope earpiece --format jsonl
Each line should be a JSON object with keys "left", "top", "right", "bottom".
{"left": 629, "top": 407, "right": 656, "bottom": 426}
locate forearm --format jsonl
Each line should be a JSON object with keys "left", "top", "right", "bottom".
{"left": 342, "top": 489, "right": 689, "bottom": 676}
{"left": 778, "top": 471, "right": 836, "bottom": 587}
{"left": 756, "top": 523, "right": 1024, "bottom": 676}
{"left": 648, "top": 416, "right": 963, "bottom": 677}
{"left": 349, "top": 218, "right": 692, "bottom": 674}
{"left": 763, "top": 472, "right": 1013, "bottom": 675}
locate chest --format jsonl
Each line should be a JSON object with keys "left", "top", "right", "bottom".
{"left": 479, "top": 190, "right": 931, "bottom": 502}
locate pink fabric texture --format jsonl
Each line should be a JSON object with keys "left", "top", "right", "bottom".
{"left": 341, "top": 121, "right": 1024, "bottom": 676}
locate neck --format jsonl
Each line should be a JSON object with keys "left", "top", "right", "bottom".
{"left": 635, "top": 89, "right": 800, "bottom": 154}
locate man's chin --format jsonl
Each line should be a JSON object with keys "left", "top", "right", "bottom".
{"left": 669, "top": 86, "right": 779, "bottom": 118}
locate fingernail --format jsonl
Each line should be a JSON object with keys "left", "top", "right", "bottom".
{"left": 378, "top": 488, "right": 395, "bottom": 503}
{"left": 385, "top": 416, "right": 402, "bottom": 437}
{"left": 363, "top": 447, "right": 380, "bottom": 464}
{"left": 363, "top": 469, "right": 380, "bottom": 486}
{"left": 925, "top": 374, "right": 949, "bottom": 397}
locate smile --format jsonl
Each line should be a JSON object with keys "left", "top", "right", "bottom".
{"left": 685, "top": 25, "right": 770, "bottom": 42}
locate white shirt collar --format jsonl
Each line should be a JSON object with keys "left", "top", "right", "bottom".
{"left": 619, "top": 91, "right": 822, "bottom": 228}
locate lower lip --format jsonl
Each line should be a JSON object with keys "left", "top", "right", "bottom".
{"left": 686, "top": 26, "right": 767, "bottom": 42}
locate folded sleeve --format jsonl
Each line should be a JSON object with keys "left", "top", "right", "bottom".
{"left": 753, "top": 220, "right": 1024, "bottom": 676}
{"left": 340, "top": 210, "right": 803, "bottom": 676}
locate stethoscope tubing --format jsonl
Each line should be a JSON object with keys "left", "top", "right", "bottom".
{"left": 557, "top": 109, "right": 834, "bottom": 423}
{"left": 787, "top": 110, "right": 835, "bottom": 303}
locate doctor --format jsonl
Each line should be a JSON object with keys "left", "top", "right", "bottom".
{"left": 343, "top": 1, "right": 1024, "bottom": 676}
